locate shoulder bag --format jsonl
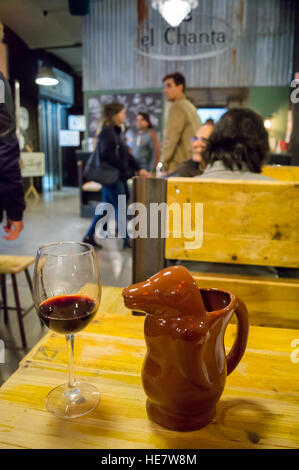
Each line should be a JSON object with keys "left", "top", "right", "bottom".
{"left": 83, "top": 134, "right": 120, "bottom": 186}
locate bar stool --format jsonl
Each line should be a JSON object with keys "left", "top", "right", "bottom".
{"left": 0, "top": 255, "right": 41, "bottom": 349}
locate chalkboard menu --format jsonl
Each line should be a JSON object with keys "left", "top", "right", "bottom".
{"left": 86, "top": 91, "right": 163, "bottom": 141}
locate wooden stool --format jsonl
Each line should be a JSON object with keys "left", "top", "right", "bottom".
{"left": 0, "top": 256, "right": 41, "bottom": 349}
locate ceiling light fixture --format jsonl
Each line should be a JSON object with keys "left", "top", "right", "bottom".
{"left": 35, "top": 65, "right": 59, "bottom": 86}
{"left": 264, "top": 119, "right": 271, "bottom": 130}
{"left": 152, "top": 0, "right": 198, "bottom": 28}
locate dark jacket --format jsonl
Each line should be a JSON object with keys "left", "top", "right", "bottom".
{"left": 0, "top": 71, "right": 25, "bottom": 222}
{"left": 0, "top": 71, "right": 16, "bottom": 138}
{"left": 98, "top": 125, "right": 140, "bottom": 181}
{"left": 167, "top": 159, "right": 204, "bottom": 177}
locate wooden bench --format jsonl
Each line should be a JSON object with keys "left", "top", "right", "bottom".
{"left": 132, "top": 177, "right": 299, "bottom": 329}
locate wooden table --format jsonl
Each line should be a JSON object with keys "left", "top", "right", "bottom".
{"left": 0, "top": 287, "right": 298, "bottom": 449}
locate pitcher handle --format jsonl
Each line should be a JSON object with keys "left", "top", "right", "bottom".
{"left": 226, "top": 297, "right": 249, "bottom": 375}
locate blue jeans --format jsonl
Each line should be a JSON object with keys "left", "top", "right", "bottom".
{"left": 86, "top": 180, "right": 129, "bottom": 245}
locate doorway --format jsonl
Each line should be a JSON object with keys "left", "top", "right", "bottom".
{"left": 39, "top": 98, "right": 67, "bottom": 191}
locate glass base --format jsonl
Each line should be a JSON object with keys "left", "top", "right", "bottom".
{"left": 45, "top": 382, "right": 100, "bottom": 419}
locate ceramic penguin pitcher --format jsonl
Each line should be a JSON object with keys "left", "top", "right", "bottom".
{"left": 122, "top": 266, "right": 249, "bottom": 432}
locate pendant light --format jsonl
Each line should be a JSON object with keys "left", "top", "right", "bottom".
{"left": 152, "top": 0, "right": 198, "bottom": 28}
{"left": 35, "top": 65, "right": 59, "bottom": 86}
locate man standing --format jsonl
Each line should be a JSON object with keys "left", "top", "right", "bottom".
{"left": 161, "top": 72, "right": 201, "bottom": 174}
{"left": 0, "top": 22, "right": 25, "bottom": 240}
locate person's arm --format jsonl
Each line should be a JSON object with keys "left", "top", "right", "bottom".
{"left": 0, "top": 71, "right": 16, "bottom": 138}
{"left": 3, "top": 218, "right": 24, "bottom": 240}
{"left": 1, "top": 181, "right": 25, "bottom": 241}
{"left": 0, "top": 136, "right": 25, "bottom": 239}
{"left": 150, "top": 130, "right": 160, "bottom": 168}
{"left": 2, "top": 185, "right": 25, "bottom": 221}
{"left": 161, "top": 103, "right": 186, "bottom": 172}
{"left": 127, "top": 148, "right": 151, "bottom": 177}
{"left": 128, "top": 150, "right": 141, "bottom": 172}
{"left": 148, "top": 134, "right": 156, "bottom": 173}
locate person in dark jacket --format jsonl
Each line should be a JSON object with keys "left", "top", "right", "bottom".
{"left": 0, "top": 23, "right": 25, "bottom": 240}
{"left": 83, "top": 102, "right": 149, "bottom": 248}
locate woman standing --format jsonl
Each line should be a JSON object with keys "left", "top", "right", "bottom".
{"left": 83, "top": 103, "right": 148, "bottom": 248}
{"left": 131, "top": 113, "right": 158, "bottom": 173}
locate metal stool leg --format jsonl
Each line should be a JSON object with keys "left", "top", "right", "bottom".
{"left": 25, "top": 268, "right": 43, "bottom": 327}
{"left": 24, "top": 268, "right": 33, "bottom": 294}
{"left": 0, "top": 274, "right": 9, "bottom": 325}
{"left": 11, "top": 274, "right": 27, "bottom": 349}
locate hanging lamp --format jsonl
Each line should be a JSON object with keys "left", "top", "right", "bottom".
{"left": 35, "top": 65, "right": 59, "bottom": 86}
{"left": 152, "top": 0, "right": 198, "bottom": 27}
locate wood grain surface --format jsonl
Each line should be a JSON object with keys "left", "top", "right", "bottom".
{"left": 165, "top": 178, "right": 299, "bottom": 268}
{"left": 0, "top": 287, "right": 298, "bottom": 449}
{"left": 0, "top": 256, "right": 35, "bottom": 274}
{"left": 261, "top": 165, "right": 299, "bottom": 182}
{"left": 192, "top": 272, "right": 299, "bottom": 329}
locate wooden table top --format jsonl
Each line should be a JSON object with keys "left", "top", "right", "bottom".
{"left": 0, "top": 286, "right": 298, "bottom": 449}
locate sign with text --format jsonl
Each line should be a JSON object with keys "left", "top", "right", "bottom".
{"left": 20, "top": 152, "right": 45, "bottom": 177}
{"left": 137, "top": 14, "right": 234, "bottom": 61}
{"left": 59, "top": 130, "right": 80, "bottom": 147}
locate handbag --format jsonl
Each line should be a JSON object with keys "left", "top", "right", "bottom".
{"left": 83, "top": 136, "right": 120, "bottom": 186}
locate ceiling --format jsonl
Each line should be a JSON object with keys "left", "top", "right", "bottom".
{"left": 0, "top": 0, "right": 83, "bottom": 74}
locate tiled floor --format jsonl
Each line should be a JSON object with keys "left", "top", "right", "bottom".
{"left": 0, "top": 188, "right": 132, "bottom": 385}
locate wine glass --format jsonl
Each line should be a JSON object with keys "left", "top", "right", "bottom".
{"left": 33, "top": 241, "right": 102, "bottom": 419}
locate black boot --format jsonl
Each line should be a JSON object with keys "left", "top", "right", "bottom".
{"left": 82, "top": 235, "right": 102, "bottom": 249}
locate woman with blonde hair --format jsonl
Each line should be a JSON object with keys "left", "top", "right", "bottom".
{"left": 83, "top": 102, "right": 148, "bottom": 248}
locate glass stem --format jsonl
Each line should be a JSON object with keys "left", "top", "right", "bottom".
{"left": 66, "top": 334, "right": 76, "bottom": 389}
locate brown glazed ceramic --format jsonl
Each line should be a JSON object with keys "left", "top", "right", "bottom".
{"left": 122, "top": 265, "right": 249, "bottom": 432}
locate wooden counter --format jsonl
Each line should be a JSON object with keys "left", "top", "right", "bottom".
{"left": 0, "top": 287, "right": 298, "bottom": 449}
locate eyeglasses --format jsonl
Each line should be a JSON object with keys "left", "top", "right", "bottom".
{"left": 190, "top": 136, "right": 209, "bottom": 144}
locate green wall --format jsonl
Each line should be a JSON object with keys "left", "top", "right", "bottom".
{"left": 248, "top": 87, "right": 290, "bottom": 142}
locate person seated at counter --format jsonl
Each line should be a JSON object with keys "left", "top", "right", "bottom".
{"left": 167, "top": 120, "right": 214, "bottom": 177}
{"left": 176, "top": 107, "right": 278, "bottom": 278}
{"left": 196, "top": 108, "right": 274, "bottom": 181}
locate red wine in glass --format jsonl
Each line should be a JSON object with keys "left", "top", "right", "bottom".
{"left": 33, "top": 241, "right": 101, "bottom": 419}
{"left": 39, "top": 294, "right": 96, "bottom": 334}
